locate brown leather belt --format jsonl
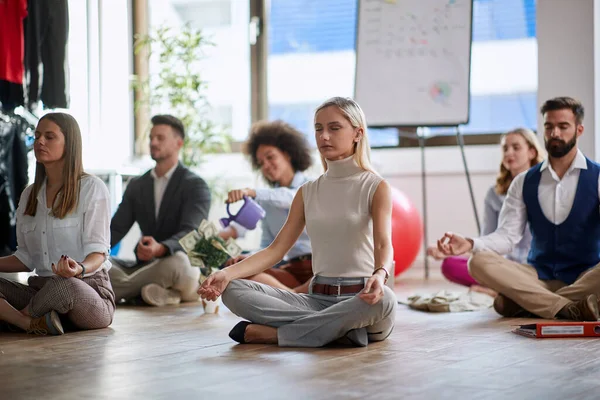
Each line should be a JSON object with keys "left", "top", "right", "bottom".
{"left": 312, "top": 283, "right": 364, "bottom": 296}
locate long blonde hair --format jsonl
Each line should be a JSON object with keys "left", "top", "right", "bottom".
{"left": 314, "top": 97, "right": 377, "bottom": 174}
{"left": 495, "top": 127, "right": 545, "bottom": 195}
{"left": 25, "top": 113, "right": 87, "bottom": 219}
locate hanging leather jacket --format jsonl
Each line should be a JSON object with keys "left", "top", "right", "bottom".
{"left": 0, "top": 114, "right": 32, "bottom": 254}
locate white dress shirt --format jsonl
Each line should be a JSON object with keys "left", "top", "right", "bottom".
{"left": 151, "top": 163, "right": 178, "bottom": 218}
{"left": 481, "top": 185, "right": 532, "bottom": 263}
{"left": 15, "top": 175, "right": 112, "bottom": 277}
{"left": 472, "top": 150, "right": 598, "bottom": 256}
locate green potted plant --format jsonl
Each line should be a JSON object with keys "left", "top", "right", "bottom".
{"left": 133, "top": 23, "right": 231, "bottom": 166}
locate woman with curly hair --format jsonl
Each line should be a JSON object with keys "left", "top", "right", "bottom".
{"left": 427, "top": 128, "right": 545, "bottom": 293}
{"left": 219, "top": 120, "right": 314, "bottom": 293}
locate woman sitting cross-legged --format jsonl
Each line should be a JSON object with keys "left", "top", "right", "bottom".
{"left": 0, "top": 113, "right": 115, "bottom": 335}
{"left": 199, "top": 97, "right": 397, "bottom": 347}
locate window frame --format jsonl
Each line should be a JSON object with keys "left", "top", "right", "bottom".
{"left": 132, "top": 0, "right": 529, "bottom": 153}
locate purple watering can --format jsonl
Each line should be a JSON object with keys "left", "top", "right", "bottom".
{"left": 220, "top": 196, "right": 266, "bottom": 230}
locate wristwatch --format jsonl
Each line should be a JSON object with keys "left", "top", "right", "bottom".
{"left": 373, "top": 266, "right": 390, "bottom": 284}
{"left": 78, "top": 262, "right": 86, "bottom": 279}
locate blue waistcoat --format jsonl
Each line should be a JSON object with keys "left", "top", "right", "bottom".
{"left": 523, "top": 158, "right": 600, "bottom": 284}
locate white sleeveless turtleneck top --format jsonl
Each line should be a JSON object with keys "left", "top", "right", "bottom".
{"left": 302, "top": 156, "right": 384, "bottom": 278}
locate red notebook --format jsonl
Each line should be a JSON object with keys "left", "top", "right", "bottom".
{"left": 513, "top": 322, "right": 600, "bottom": 338}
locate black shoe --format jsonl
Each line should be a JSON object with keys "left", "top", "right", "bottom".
{"left": 345, "top": 328, "right": 368, "bottom": 347}
{"left": 333, "top": 328, "right": 368, "bottom": 347}
{"left": 228, "top": 321, "right": 252, "bottom": 344}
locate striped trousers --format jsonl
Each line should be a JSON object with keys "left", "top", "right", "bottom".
{"left": 0, "top": 268, "right": 115, "bottom": 331}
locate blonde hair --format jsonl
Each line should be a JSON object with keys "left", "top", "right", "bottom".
{"left": 25, "top": 113, "right": 87, "bottom": 219}
{"left": 314, "top": 97, "right": 377, "bottom": 174}
{"left": 495, "top": 127, "right": 545, "bottom": 195}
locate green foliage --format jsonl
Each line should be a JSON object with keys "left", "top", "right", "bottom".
{"left": 133, "top": 23, "right": 231, "bottom": 166}
{"left": 193, "top": 236, "right": 230, "bottom": 269}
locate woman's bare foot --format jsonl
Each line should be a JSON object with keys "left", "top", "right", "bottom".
{"left": 470, "top": 285, "right": 497, "bottom": 298}
{"left": 245, "top": 324, "right": 278, "bottom": 344}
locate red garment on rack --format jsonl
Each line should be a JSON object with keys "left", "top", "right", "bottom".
{"left": 0, "top": 0, "right": 28, "bottom": 84}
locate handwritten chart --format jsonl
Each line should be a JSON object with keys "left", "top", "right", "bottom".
{"left": 355, "top": 0, "right": 473, "bottom": 126}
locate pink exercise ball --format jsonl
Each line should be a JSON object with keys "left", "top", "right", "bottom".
{"left": 390, "top": 187, "right": 423, "bottom": 276}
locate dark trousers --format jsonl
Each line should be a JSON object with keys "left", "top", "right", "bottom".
{"left": 24, "top": 0, "right": 69, "bottom": 109}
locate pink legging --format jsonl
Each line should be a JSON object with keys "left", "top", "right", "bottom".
{"left": 441, "top": 256, "right": 479, "bottom": 287}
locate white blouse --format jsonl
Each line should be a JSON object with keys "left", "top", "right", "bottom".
{"left": 14, "top": 175, "right": 112, "bottom": 277}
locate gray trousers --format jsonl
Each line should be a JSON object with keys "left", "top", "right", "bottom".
{"left": 222, "top": 276, "right": 397, "bottom": 348}
{"left": 109, "top": 252, "right": 200, "bottom": 302}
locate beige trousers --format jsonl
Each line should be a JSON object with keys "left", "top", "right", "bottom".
{"left": 109, "top": 251, "right": 200, "bottom": 303}
{"left": 469, "top": 251, "right": 600, "bottom": 319}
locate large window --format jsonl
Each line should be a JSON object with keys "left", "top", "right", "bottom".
{"left": 148, "top": 0, "right": 251, "bottom": 141}
{"left": 55, "top": 1, "right": 132, "bottom": 171}
{"left": 267, "top": 0, "right": 538, "bottom": 146}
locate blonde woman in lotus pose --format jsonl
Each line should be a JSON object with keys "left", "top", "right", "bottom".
{"left": 198, "top": 97, "right": 396, "bottom": 347}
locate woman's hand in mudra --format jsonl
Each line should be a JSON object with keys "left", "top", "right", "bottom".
{"left": 358, "top": 274, "right": 385, "bottom": 305}
{"left": 52, "top": 255, "right": 82, "bottom": 278}
{"left": 198, "top": 270, "right": 231, "bottom": 301}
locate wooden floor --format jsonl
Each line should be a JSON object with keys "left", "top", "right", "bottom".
{"left": 1, "top": 266, "right": 600, "bottom": 400}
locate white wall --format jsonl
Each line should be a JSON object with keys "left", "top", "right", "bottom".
{"left": 537, "top": 0, "right": 599, "bottom": 160}
{"left": 375, "top": 144, "right": 499, "bottom": 242}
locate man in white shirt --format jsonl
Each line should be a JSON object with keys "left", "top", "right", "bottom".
{"left": 109, "top": 115, "right": 211, "bottom": 306}
{"left": 437, "top": 97, "right": 600, "bottom": 321}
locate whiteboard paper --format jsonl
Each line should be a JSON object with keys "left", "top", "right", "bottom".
{"left": 355, "top": 0, "right": 473, "bottom": 127}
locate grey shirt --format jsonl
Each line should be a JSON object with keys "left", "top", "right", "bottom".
{"left": 482, "top": 185, "right": 532, "bottom": 263}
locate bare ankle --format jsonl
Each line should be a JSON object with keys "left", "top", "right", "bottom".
{"left": 16, "top": 315, "right": 32, "bottom": 331}
{"left": 244, "top": 324, "right": 278, "bottom": 344}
